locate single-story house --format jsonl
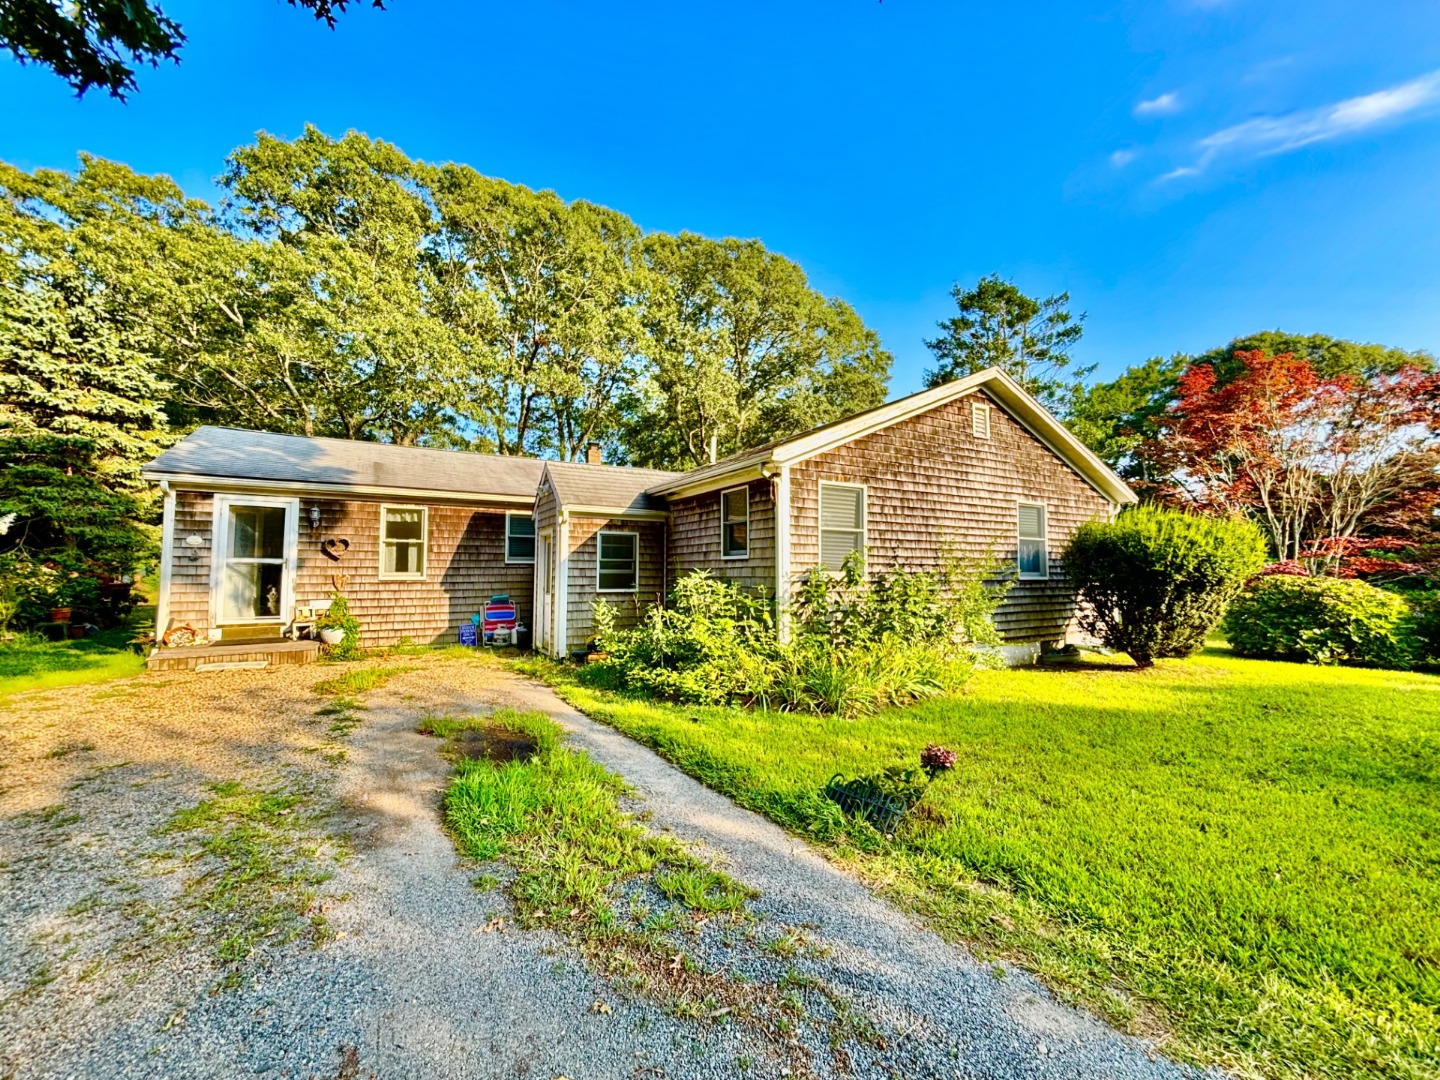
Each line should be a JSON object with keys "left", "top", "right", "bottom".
{"left": 142, "top": 367, "right": 1137, "bottom": 664}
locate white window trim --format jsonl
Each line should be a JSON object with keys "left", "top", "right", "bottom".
{"left": 596, "top": 529, "right": 640, "bottom": 594}
{"left": 720, "top": 485, "right": 750, "bottom": 560}
{"left": 208, "top": 494, "right": 299, "bottom": 627}
{"left": 505, "top": 511, "right": 536, "bottom": 565}
{"left": 818, "top": 480, "right": 867, "bottom": 574}
{"left": 379, "top": 504, "right": 429, "bottom": 581}
{"left": 972, "top": 400, "right": 992, "bottom": 439}
{"left": 1017, "top": 500, "right": 1049, "bottom": 581}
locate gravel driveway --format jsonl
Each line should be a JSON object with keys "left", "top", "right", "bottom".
{"left": 1, "top": 654, "right": 1212, "bottom": 1080}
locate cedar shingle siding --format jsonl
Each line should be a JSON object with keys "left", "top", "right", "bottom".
{"left": 788, "top": 390, "right": 1112, "bottom": 643}
{"left": 667, "top": 478, "right": 776, "bottom": 597}
{"left": 162, "top": 493, "right": 535, "bottom": 647}
{"left": 563, "top": 516, "right": 666, "bottom": 653}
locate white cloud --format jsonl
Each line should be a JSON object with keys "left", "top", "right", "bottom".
{"left": 1163, "top": 68, "right": 1440, "bottom": 180}
{"left": 1109, "top": 149, "right": 1138, "bottom": 168}
{"left": 1135, "top": 92, "right": 1181, "bottom": 117}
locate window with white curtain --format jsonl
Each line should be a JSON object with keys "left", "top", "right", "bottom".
{"left": 380, "top": 505, "right": 427, "bottom": 579}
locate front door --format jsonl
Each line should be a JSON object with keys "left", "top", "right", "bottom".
{"left": 210, "top": 495, "right": 299, "bottom": 637}
{"left": 534, "top": 530, "right": 553, "bottom": 655}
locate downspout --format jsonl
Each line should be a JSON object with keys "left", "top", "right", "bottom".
{"left": 155, "top": 481, "right": 176, "bottom": 649}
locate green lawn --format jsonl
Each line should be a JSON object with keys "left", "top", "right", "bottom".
{"left": 0, "top": 626, "right": 148, "bottom": 699}
{"left": 526, "top": 647, "right": 1440, "bottom": 1080}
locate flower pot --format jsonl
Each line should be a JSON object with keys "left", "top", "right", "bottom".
{"left": 49, "top": 607, "right": 72, "bottom": 623}
{"left": 318, "top": 627, "right": 345, "bottom": 646}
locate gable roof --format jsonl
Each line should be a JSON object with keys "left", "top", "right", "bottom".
{"left": 143, "top": 426, "right": 546, "bottom": 503}
{"left": 540, "top": 460, "right": 682, "bottom": 515}
{"left": 645, "top": 367, "right": 1138, "bottom": 506}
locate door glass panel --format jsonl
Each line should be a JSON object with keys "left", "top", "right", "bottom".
{"left": 230, "top": 506, "right": 286, "bottom": 559}
{"left": 222, "top": 561, "right": 284, "bottom": 619}
{"left": 222, "top": 504, "right": 287, "bottom": 620}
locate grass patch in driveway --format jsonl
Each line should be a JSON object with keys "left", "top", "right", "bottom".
{"left": 428, "top": 709, "right": 752, "bottom": 920}
{"left": 157, "top": 777, "right": 346, "bottom": 985}
{"left": 419, "top": 708, "right": 887, "bottom": 1048}
{"left": 519, "top": 647, "right": 1440, "bottom": 1080}
{"left": 313, "top": 664, "right": 409, "bottom": 698}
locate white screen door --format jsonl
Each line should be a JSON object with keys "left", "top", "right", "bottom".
{"left": 211, "top": 496, "right": 298, "bottom": 625}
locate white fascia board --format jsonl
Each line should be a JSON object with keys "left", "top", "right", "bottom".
{"left": 139, "top": 471, "right": 539, "bottom": 507}
{"left": 563, "top": 505, "right": 670, "bottom": 521}
{"left": 645, "top": 461, "right": 768, "bottom": 500}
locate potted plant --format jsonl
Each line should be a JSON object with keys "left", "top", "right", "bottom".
{"left": 315, "top": 592, "right": 361, "bottom": 656}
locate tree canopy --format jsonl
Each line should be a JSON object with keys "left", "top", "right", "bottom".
{"left": 0, "top": 130, "right": 893, "bottom": 574}
{"left": 923, "top": 274, "right": 1089, "bottom": 410}
{"left": 0, "top": 0, "right": 383, "bottom": 98}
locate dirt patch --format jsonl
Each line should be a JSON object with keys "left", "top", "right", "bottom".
{"left": 452, "top": 724, "right": 538, "bottom": 763}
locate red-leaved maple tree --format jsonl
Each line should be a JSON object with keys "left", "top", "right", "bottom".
{"left": 1141, "top": 350, "right": 1440, "bottom": 569}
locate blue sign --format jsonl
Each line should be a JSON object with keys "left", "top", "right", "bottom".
{"left": 458, "top": 623, "right": 479, "bottom": 647}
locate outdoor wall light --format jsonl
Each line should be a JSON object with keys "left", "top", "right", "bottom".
{"left": 307, "top": 504, "right": 322, "bottom": 529}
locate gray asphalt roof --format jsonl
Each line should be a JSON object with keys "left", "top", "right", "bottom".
{"left": 542, "top": 460, "right": 682, "bottom": 513}
{"left": 144, "top": 426, "right": 547, "bottom": 498}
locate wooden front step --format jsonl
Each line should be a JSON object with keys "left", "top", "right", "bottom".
{"left": 146, "top": 640, "right": 322, "bottom": 672}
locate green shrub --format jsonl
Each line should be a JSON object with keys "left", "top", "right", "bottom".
{"left": 1063, "top": 505, "right": 1267, "bottom": 668}
{"left": 592, "top": 556, "right": 1006, "bottom": 717}
{"left": 1404, "top": 589, "right": 1440, "bottom": 666}
{"left": 1223, "top": 575, "right": 1416, "bottom": 668}
{"left": 592, "top": 572, "right": 776, "bottom": 707}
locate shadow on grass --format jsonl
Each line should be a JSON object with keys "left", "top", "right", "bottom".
{"left": 0, "top": 603, "right": 154, "bottom": 696}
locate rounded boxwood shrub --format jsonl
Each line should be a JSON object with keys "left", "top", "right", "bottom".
{"left": 1222, "top": 575, "right": 1416, "bottom": 668}
{"left": 1062, "top": 505, "right": 1267, "bottom": 668}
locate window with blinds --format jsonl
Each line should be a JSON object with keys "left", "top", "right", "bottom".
{"left": 721, "top": 486, "right": 749, "bottom": 558}
{"left": 597, "top": 530, "right": 639, "bottom": 592}
{"left": 380, "top": 505, "right": 427, "bottom": 579}
{"left": 819, "top": 482, "right": 866, "bottom": 572}
{"left": 1017, "top": 502, "right": 1047, "bottom": 579}
{"left": 971, "top": 400, "right": 991, "bottom": 439}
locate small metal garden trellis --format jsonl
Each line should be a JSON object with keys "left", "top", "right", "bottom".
{"left": 823, "top": 773, "right": 909, "bottom": 834}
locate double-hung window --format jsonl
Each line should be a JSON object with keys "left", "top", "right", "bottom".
{"left": 597, "top": 530, "right": 639, "bottom": 592}
{"left": 380, "top": 505, "right": 427, "bottom": 579}
{"left": 721, "top": 486, "right": 749, "bottom": 559}
{"left": 819, "top": 482, "right": 866, "bottom": 573}
{"left": 506, "top": 512, "right": 536, "bottom": 564}
{"left": 1017, "top": 502, "right": 1048, "bottom": 579}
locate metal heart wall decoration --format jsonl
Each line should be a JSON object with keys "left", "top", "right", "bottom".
{"left": 322, "top": 537, "right": 351, "bottom": 561}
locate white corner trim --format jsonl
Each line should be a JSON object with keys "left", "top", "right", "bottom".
{"left": 775, "top": 464, "right": 791, "bottom": 643}
{"left": 554, "top": 513, "right": 570, "bottom": 657}
{"left": 155, "top": 483, "right": 176, "bottom": 637}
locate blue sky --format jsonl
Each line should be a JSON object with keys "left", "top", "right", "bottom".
{"left": 3, "top": 0, "right": 1439, "bottom": 395}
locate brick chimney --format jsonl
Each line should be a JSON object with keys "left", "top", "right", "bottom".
{"left": 585, "top": 442, "right": 602, "bottom": 465}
